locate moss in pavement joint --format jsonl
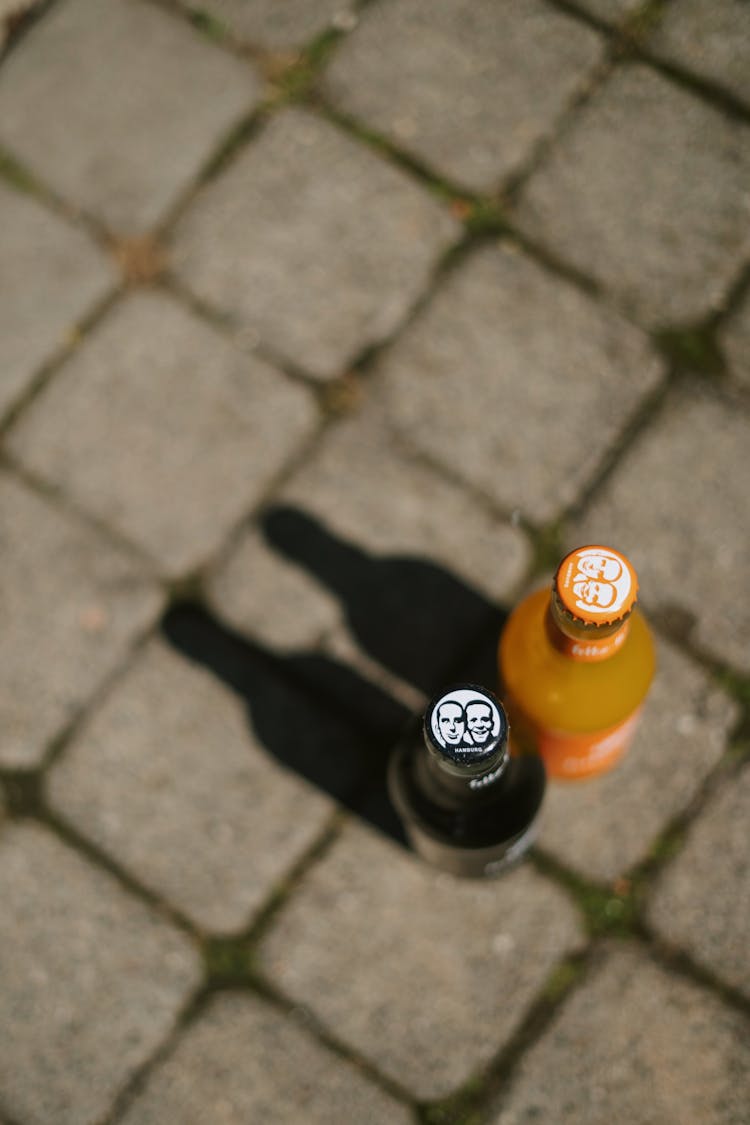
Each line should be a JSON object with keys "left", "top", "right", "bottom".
{"left": 693, "top": 666, "right": 750, "bottom": 757}
{"left": 0, "top": 770, "right": 44, "bottom": 818}
{"left": 576, "top": 880, "right": 640, "bottom": 938}
{"left": 655, "top": 326, "right": 726, "bottom": 377}
{"left": 462, "top": 198, "right": 511, "bottom": 239}
{"left": 526, "top": 521, "right": 567, "bottom": 580}
{"left": 618, "top": 0, "right": 669, "bottom": 49}
{"left": 643, "top": 822, "right": 688, "bottom": 869}
{"left": 418, "top": 954, "right": 587, "bottom": 1125}
{"left": 198, "top": 111, "right": 267, "bottom": 184}
{"left": 713, "top": 668, "right": 750, "bottom": 716}
{"left": 419, "top": 1081, "right": 486, "bottom": 1125}
{"left": 270, "top": 29, "right": 344, "bottom": 102}
{"left": 203, "top": 935, "right": 256, "bottom": 986}
{"left": 187, "top": 6, "right": 231, "bottom": 43}
{"left": 318, "top": 101, "right": 499, "bottom": 219}
{"left": 541, "top": 956, "right": 587, "bottom": 1003}
{"left": 533, "top": 850, "right": 640, "bottom": 938}
{"left": 0, "top": 148, "right": 41, "bottom": 195}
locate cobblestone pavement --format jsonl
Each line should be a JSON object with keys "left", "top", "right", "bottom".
{"left": 1, "top": 2, "right": 749, "bottom": 1123}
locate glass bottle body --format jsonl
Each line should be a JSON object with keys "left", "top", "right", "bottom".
{"left": 499, "top": 588, "right": 656, "bottom": 780}
{"left": 388, "top": 736, "right": 545, "bottom": 877}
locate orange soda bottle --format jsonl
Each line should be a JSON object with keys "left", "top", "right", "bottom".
{"left": 499, "top": 545, "right": 655, "bottom": 780}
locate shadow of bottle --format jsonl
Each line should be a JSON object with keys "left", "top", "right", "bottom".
{"left": 161, "top": 505, "right": 507, "bottom": 847}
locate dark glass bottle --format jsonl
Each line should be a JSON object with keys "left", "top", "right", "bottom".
{"left": 388, "top": 684, "right": 545, "bottom": 878}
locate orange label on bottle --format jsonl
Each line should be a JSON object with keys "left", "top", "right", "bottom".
{"left": 537, "top": 708, "right": 643, "bottom": 780}
{"left": 548, "top": 620, "right": 630, "bottom": 663}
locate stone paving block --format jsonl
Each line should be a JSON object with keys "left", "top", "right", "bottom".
{"left": 0, "top": 471, "right": 162, "bottom": 769}
{"left": 0, "top": 821, "right": 200, "bottom": 1125}
{"left": 573, "top": 383, "right": 750, "bottom": 674}
{"left": 258, "top": 820, "right": 585, "bottom": 1100}
{"left": 6, "top": 290, "right": 318, "bottom": 577}
{"left": 647, "top": 762, "right": 750, "bottom": 999}
{"left": 720, "top": 287, "right": 750, "bottom": 390}
{"left": 492, "top": 942, "right": 750, "bottom": 1125}
{"left": 516, "top": 65, "right": 750, "bottom": 328}
{"left": 649, "top": 0, "right": 750, "bottom": 108}
{"left": 324, "top": 0, "right": 603, "bottom": 194}
{"left": 0, "top": 0, "right": 261, "bottom": 231}
{"left": 209, "top": 523, "right": 344, "bottom": 652}
{"left": 194, "top": 0, "right": 358, "bottom": 50}
{"left": 376, "top": 242, "right": 663, "bottom": 524}
{"left": 47, "top": 638, "right": 336, "bottom": 934}
{"left": 208, "top": 402, "right": 530, "bottom": 692}
{"left": 172, "top": 108, "right": 459, "bottom": 380}
{"left": 119, "top": 991, "right": 411, "bottom": 1125}
{"left": 538, "top": 636, "right": 738, "bottom": 883}
{"left": 0, "top": 182, "right": 116, "bottom": 423}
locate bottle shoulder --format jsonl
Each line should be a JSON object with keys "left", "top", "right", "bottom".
{"left": 389, "top": 742, "right": 544, "bottom": 848}
{"left": 499, "top": 590, "right": 656, "bottom": 732}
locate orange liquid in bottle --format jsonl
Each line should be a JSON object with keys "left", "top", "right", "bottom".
{"left": 499, "top": 552, "right": 656, "bottom": 780}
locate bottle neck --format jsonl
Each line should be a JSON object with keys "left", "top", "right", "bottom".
{"left": 546, "top": 595, "right": 630, "bottom": 663}
{"left": 418, "top": 743, "right": 509, "bottom": 804}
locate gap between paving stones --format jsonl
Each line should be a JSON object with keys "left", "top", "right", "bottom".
{"left": 630, "top": 19, "right": 750, "bottom": 123}
{"left": 3, "top": 451, "right": 164, "bottom": 576}
{"left": 488, "top": 38, "right": 614, "bottom": 208}
{"left": 480, "top": 938, "right": 750, "bottom": 1125}
{"left": 416, "top": 945, "right": 597, "bottom": 1125}
{"left": 100, "top": 986, "right": 209, "bottom": 1125}
{"left": 158, "top": 0, "right": 355, "bottom": 74}
{"left": 719, "top": 262, "right": 750, "bottom": 352}
{"left": 644, "top": 933, "right": 750, "bottom": 1027}
{"left": 423, "top": 933, "right": 750, "bottom": 1125}
{"left": 0, "top": 532, "right": 163, "bottom": 768}
{"left": 105, "top": 975, "right": 418, "bottom": 1125}
{"left": 557, "top": 372, "right": 674, "bottom": 528}
{"left": 646, "top": 609, "right": 750, "bottom": 738}
{"left": 548, "top": 0, "right": 679, "bottom": 47}
{"left": 0, "top": 0, "right": 53, "bottom": 59}
{"left": 0, "top": 137, "right": 162, "bottom": 277}
{"left": 0, "top": 284, "right": 123, "bottom": 440}
{"left": 635, "top": 47, "right": 750, "bottom": 123}
{"left": 159, "top": 272, "right": 336, "bottom": 399}
{"left": 530, "top": 753, "right": 742, "bottom": 938}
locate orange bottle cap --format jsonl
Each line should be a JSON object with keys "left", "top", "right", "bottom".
{"left": 554, "top": 545, "right": 638, "bottom": 625}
